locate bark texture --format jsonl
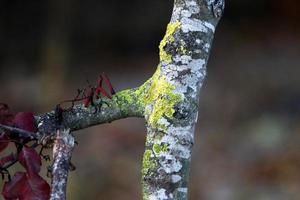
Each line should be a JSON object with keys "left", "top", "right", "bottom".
{"left": 141, "top": 0, "right": 224, "bottom": 199}
{"left": 36, "top": 88, "right": 144, "bottom": 137}
{"left": 50, "top": 129, "right": 75, "bottom": 200}
{"left": 32, "top": 1, "right": 224, "bottom": 199}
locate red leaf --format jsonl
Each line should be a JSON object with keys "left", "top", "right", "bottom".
{"left": 0, "top": 103, "right": 14, "bottom": 126}
{"left": 18, "top": 146, "right": 41, "bottom": 174}
{"left": 0, "top": 153, "right": 15, "bottom": 167}
{"left": 2, "top": 172, "right": 27, "bottom": 199}
{"left": 97, "top": 75, "right": 103, "bottom": 87}
{"left": 13, "top": 112, "right": 37, "bottom": 133}
{"left": 20, "top": 173, "right": 50, "bottom": 200}
{"left": 2, "top": 172, "right": 50, "bottom": 200}
{"left": 83, "top": 97, "right": 92, "bottom": 107}
{"left": 0, "top": 133, "right": 9, "bottom": 153}
{"left": 102, "top": 73, "right": 116, "bottom": 95}
{"left": 95, "top": 86, "right": 111, "bottom": 99}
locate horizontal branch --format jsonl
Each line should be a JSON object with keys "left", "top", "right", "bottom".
{"left": 35, "top": 88, "right": 145, "bottom": 136}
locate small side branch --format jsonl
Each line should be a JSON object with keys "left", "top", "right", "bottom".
{"left": 0, "top": 124, "right": 37, "bottom": 140}
{"left": 50, "top": 129, "right": 75, "bottom": 200}
{"left": 36, "top": 88, "right": 145, "bottom": 136}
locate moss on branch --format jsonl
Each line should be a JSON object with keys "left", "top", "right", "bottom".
{"left": 36, "top": 88, "right": 145, "bottom": 135}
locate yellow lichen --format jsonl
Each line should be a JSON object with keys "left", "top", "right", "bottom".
{"left": 109, "top": 66, "right": 182, "bottom": 130}
{"left": 142, "top": 150, "right": 155, "bottom": 176}
{"left": 113, "top": 89, "right": 134, "bottom": 105}
{"left": 159, "top": 20, "right": 181, "bottom": 63}
{"left": 180, "top": 45, "right": 187, "bottom": 54}
{"left": 141, "top": 67, "right": 182, "bottom": 129}
{"left": 153, "top": 143, "right": 169, "bottom": 155}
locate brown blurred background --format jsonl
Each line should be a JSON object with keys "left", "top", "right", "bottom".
{"left": 1, "top": 0, "right": 300, "bottom": 199}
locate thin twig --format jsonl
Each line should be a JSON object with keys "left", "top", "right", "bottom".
{"left": 0, "top": 124, "right": 37, "bottom": 140}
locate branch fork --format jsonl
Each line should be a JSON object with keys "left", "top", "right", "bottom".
{"left": 32, "top": 0, "right": 225, "bottom": 199}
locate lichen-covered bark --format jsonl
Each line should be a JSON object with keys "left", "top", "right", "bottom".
{"left": 30, "top": 1, "right": 224, "bottom": 199}
{"left": 141, "top": 0, "right": 224, "bottom": 199}
{"left": 50, "top": 129, "right": 75, "bottom": 200}
{"left": 36, "top": 88, "right": 144, "bottom": 137}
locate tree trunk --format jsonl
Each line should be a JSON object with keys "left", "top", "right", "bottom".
{"left": 141, "top": 0, "right": 224, "bottom": 199}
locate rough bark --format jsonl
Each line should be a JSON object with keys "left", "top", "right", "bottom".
{"left": 50, "top": 129, "right": 75, "bottom": 200}
{"left": 141, "top": 0, "right": 224, "bottom": 199}
{"left": 31, "top": 0, "right": 224, "bottom": 199}
{"left": 36, "top": 88, "right": 144, "bottom": 136}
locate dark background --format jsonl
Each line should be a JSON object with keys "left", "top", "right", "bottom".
{"left": 1, "top": 0, "right": 300, "bottom": 199}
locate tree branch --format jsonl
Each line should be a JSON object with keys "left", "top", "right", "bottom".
{"left": 35, "top": 88, "right": 145, "bottom": 136}
{"left": 29, "top": 1, "right": 225, "bottom": 199}
{"left": 50, "top": 129, "right": 75, "bottom": 200}
{"left": 0, "top": 124, "right": 37, "bottom": 140}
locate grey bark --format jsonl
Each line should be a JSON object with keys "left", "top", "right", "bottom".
{"left": 50, "top": 129, "right": 75, "bottom": 200}
{"left": 141, "top": 0, "right": 224, "bottom": 199}
{"left": 29, "top": 0, "right": 224, "bottom": 199}
{"left": 36, "top": 88, "right": 144, "bottom": 136}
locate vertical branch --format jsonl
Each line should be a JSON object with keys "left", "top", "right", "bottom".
{"left": 141, "top": 0, "right": 225, "bottom": 199}
{"left": 50, "top": 129, "right": 75, "bottom": 200}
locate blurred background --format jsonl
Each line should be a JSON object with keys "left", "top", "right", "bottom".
{"left": 0, "top": 0, "right": 300, "bottom": 199}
